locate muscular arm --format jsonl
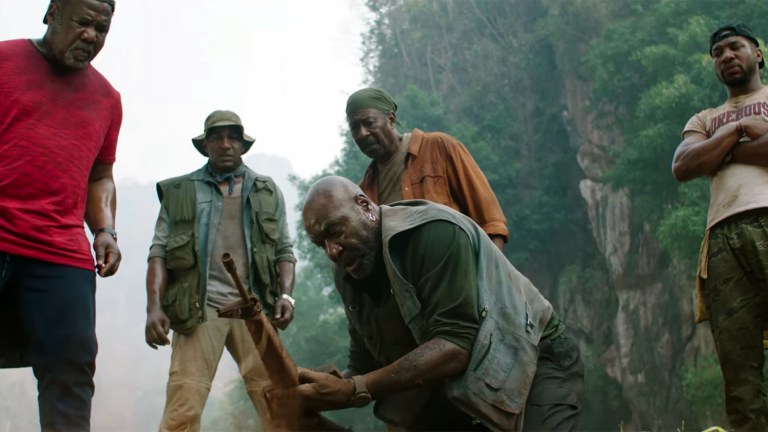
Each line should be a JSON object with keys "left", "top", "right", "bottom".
{"left": 672, "top": 122, "right": 741, "bottom": 182}
{"left": 363, "top": 338, "right": 469, "bottom": 398}
{"left": 295, "top": 337, "right": 468, "bottom": 411}
{"left": 85, "top": 162, "right": 120, "bottom": 276}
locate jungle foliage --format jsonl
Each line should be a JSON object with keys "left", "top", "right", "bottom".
{"left": 220, "top": 1, "right": 768, "bottom": 430}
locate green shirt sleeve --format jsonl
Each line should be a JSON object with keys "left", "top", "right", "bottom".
{"left": 275, "top": 186, "right": 297, "bottom": 264}
{"left": 392, "top": 220, "right": 480, "bottom": 351}
{"left": 148, "top": 201, "right": 170, "bottom": 260}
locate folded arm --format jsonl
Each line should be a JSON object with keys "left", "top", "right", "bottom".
{"left": 731, "top": 120, "right": 768, "bottom": 167}
{"left": 673, "top": 122, "right": 743, "bottom": 181}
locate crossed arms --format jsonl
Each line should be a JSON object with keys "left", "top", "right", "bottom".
{"left": 673, "top": 119, "right": 768, "bottom": 181}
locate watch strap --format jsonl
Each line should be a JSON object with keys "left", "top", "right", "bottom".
{"left": 352, "top": 375, "right": 368, "bottom": 395}
{"left": 93, "top": 227, "right": 117, "bottom": 241}
{"left": 348, "top": 375, "right": 372, "bottom": 407}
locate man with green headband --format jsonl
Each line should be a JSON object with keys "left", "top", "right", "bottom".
{"left": 345, "top": 87, "right": 508, "bottom": 250}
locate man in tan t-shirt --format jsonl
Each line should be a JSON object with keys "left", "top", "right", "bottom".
{"left": 673, "top": 23, "right": 768, "bottom": 431}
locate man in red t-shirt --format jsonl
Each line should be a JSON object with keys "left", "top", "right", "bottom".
{"left": 0, "top": 1, "right": 122, "bottom": 431}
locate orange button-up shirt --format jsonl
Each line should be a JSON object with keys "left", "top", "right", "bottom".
{"left": 360, "top": 128, "right": 509, "bottom": 241}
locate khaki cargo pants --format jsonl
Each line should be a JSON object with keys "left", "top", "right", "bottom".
{"left": 159, "top": 306, "right": 275, "bottom": 432}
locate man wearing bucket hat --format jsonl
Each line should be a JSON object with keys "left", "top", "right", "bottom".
{"left": 673, "top": 23, "right": 768, "bottom": 430}
{"left": 144, "top": 110, "right": 296, "bottom": 431}
{"left": 345, "top": 87, "right": 508, "bottom": 250}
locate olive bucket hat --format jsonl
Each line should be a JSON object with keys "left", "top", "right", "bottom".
{"left": 191, "top": 110, "right": 256, "bottom": 156}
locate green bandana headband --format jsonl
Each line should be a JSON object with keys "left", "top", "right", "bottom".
{"left": 345, "top": 87, "right": 398, "bottom": 115}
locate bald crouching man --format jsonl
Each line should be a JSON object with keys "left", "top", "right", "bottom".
{"left": 288, "top": 176, "right": 583, "bottom": 431}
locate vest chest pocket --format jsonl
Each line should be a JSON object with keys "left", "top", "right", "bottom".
{"left": 256, "top": 212, "right": 280, "bottom": 245}
{"left": 166, "top": 232, "right": 196, "bottom": 270}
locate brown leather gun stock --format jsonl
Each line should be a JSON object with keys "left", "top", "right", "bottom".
{"left": 217, "top": 253, "right": 349, "bottom": 432}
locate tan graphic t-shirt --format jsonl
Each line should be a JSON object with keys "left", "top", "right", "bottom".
{"left": 682, "top": 86, "right": 768, "bottom": 229}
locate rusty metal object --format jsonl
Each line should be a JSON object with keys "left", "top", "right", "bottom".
{"left": 218, "top": 253, "right": 349, "bottom": 431}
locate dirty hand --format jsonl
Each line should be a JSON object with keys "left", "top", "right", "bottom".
{"left": 145, "top": 306, "right": 171, "bottom": 349}
{"left": 93, "top": 232, "right": 121, "bottom": 277}
{"left": 292, "top": 367, "right": 356, "bottom": 411}
{"left": 272, "top": 297, "right": 295, "bottom": 330}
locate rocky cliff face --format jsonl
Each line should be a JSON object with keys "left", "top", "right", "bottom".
{"left": 559, "top": 73, "right": 714, "bottom": 429}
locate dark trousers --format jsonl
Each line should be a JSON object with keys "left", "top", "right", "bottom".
{"left": 0, "top": 253, "right": 97, "bottom": 432}
{"left": 401, "top": 332, "right": 583, "bottom": 432}
{"left": 523, "top": 332, "right": 584, "bottom": 431}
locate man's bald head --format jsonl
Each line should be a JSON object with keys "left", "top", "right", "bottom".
{"left": 304, "top": 176, "right": 362, "bottom": 211}
{"left": 302, "top": 176, "right": 381, "bottom": 280}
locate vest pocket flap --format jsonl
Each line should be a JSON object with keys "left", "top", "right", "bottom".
{"left": 446, "top": 318, "right": 538, "bottom": 430}
{"left": 256, "top": 212, "right": 280, "bottom": 244}
{"left": 161, "top": 281, "right": 199, "bottom": 332}
{"left": 166, "top": 232, "right": 196, "bottom": 270}
{"left": 472, "top": 329, "right": 537, "bottom": 410}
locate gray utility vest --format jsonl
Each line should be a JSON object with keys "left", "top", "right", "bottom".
{"left": 380, "top": 200, "right": 553, "bottom": 432}
{"left": 156, "top": 173, "right": 283, "bottom": 333}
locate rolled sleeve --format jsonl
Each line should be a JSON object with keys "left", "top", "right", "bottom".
{"left": 442, "top": 135, "right": 509, "bottom": 242}
{"left": 273, "top": 185, "right": 296, "bottom": 264}
{"left": 147, "top": 202, "right": 170, "bottom": 260}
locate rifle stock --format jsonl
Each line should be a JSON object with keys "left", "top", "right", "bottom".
{"left": 218, "top": 253, "right": 349, "bottom": 431}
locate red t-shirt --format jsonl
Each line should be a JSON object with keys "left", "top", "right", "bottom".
{"left": 0, "top": 39, "right": 122, "bottom": 270}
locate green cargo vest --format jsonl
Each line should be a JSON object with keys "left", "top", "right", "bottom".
{"left": 156, "top": 173, "right": 282, "bottom": 333}
{"left": 379, "top": 200, "right": 553, "bottom": 432}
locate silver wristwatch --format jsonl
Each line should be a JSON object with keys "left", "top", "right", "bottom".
{"left": 280, "top": 293, "right": 295, "bottom": 308}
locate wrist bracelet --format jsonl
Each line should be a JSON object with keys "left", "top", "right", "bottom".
{"left": 93, "top": 227, "right": 117, "bottom": 241}
{"left": 281, "top": 293, "right": 295, "bottom": 308}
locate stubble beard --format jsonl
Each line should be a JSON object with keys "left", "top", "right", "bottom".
{"left": 52, "top": 12, "right": 94, "bottom": 69}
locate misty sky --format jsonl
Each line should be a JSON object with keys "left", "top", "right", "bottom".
{"left": 0, "top": 2, "right": 369, "bottom": 429}
{"left": 0, "top": 0, "right": 368, "bottom": 182}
